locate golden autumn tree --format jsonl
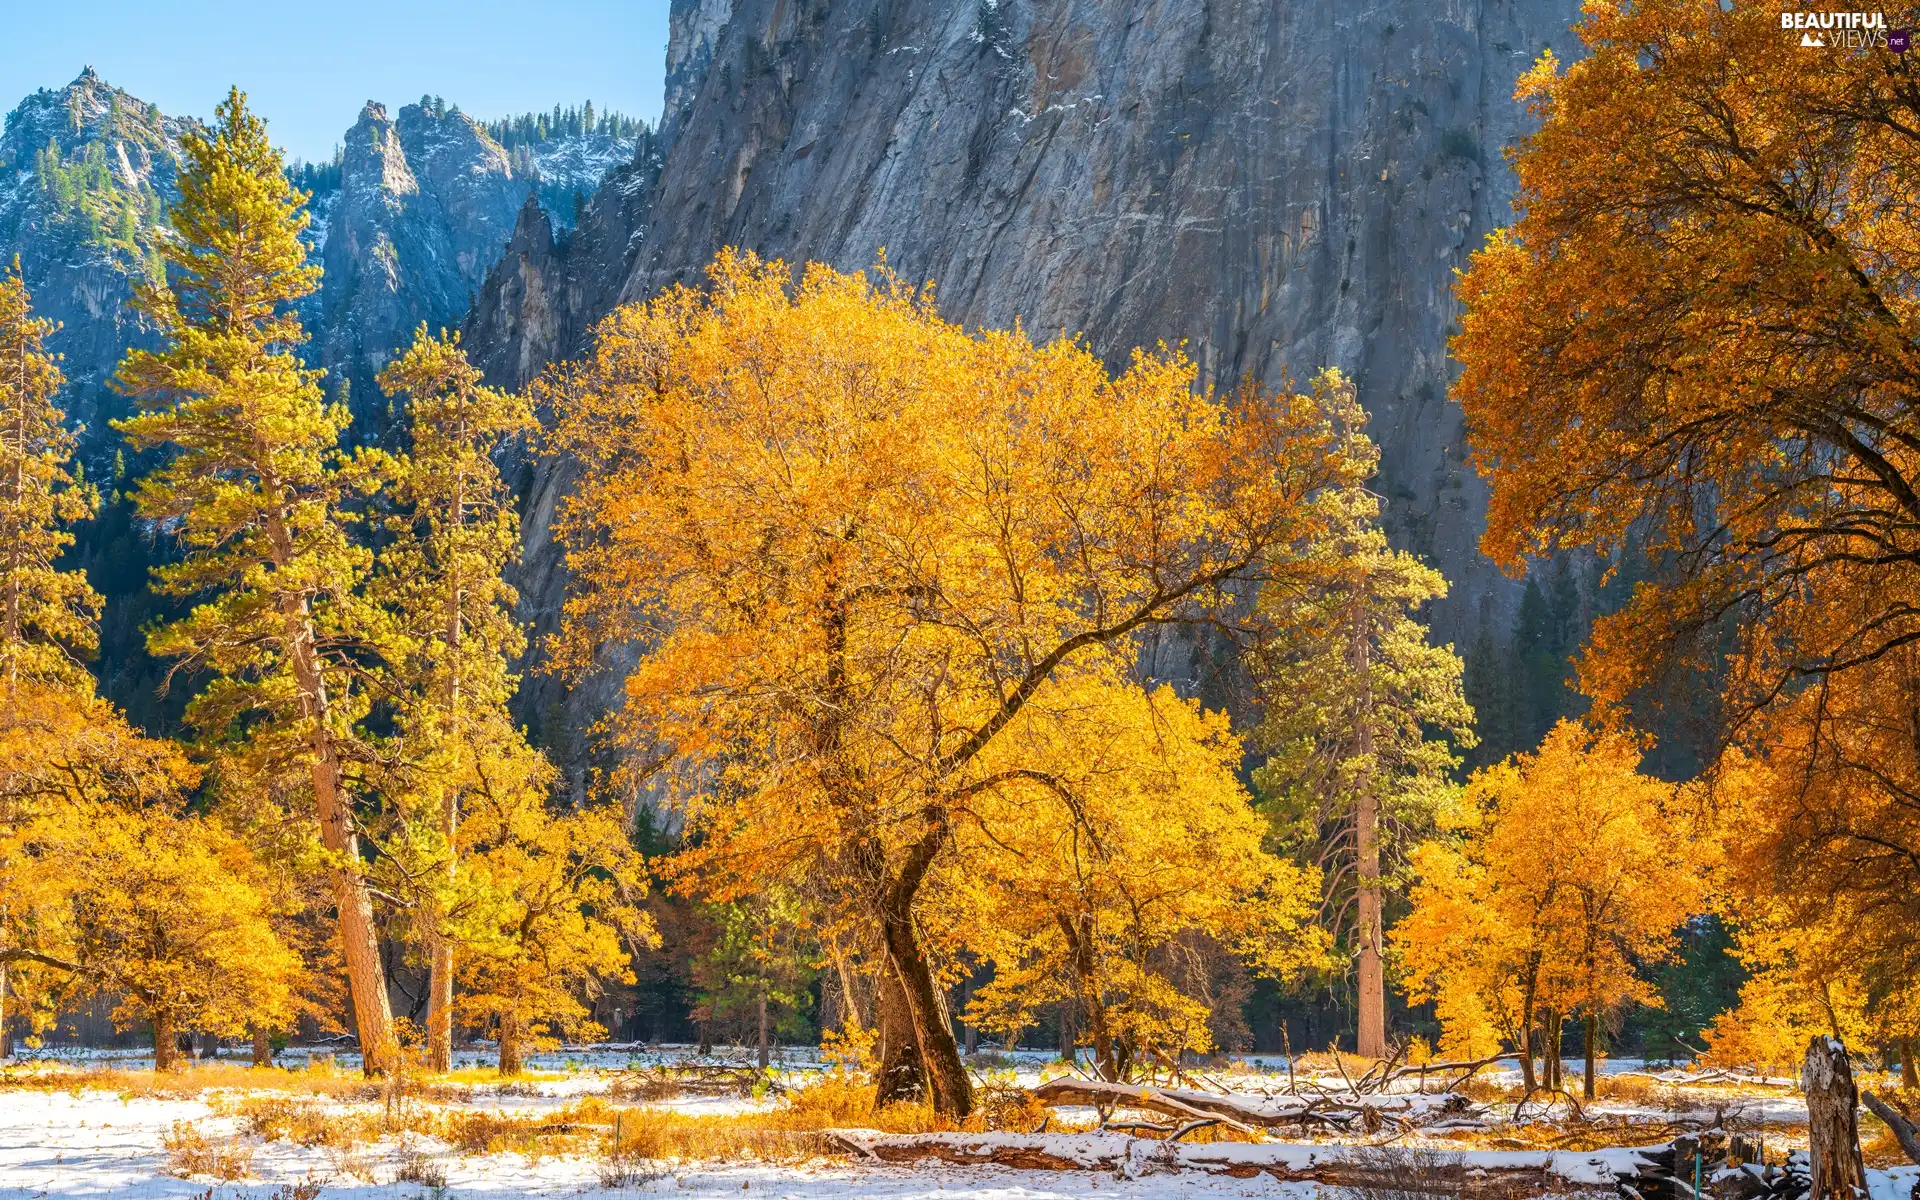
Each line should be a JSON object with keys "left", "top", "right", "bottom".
{"left": 546, "top": 251, "right": 1372, "bottom": 1116}
{"left": 952, "top": 670, "right": 1327, "bottom": 1080}
{"left": 1396, "top": 721, "right": 1706, "bottom": 1098}
{"left": 0, "top": 261, "right": 99, "bottom": 693}
{"left": 0, "top": 692, "right": 198, "bottom": 1059}
{"left": 1250, "top": 462, "right": 1474, "bottom": 1059}
{"left": 1451, "top": 0, "right": 1920, "bottom": 1040}
{"left": 112, "top": 88, "right": 395, "bottom": 1068}
{"left": 452, "top": 797, "right": 655, "bottom": 1075}
{"left": 1701, "top": 657, "right": 1920, "bottom": 1079}
{"left": 0, "top": 266, "right": 296, "bottom": 1068}
{"left": 372, "top": 325, "right": 538, "bottom": 1074}
{"left": 61, "top": 806, "right": 305, "bottom": 1071}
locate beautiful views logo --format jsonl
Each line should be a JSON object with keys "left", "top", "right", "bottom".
{"left": 1781, "top": 10, "right": 1893, "bottom": 48}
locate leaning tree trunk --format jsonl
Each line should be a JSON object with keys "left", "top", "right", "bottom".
{"left": 879, "top": 918, "right": 972, "bottom": 1117}
{"left": 1803, "top": 1037, "right": 1867, "bottom": 1200}
{"left": 278, "top": 585, "right": 394, "bottom": 1076}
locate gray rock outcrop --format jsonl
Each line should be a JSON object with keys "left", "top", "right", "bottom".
{"left": 469, "top": 0, "right": 1587, "bottom": 731}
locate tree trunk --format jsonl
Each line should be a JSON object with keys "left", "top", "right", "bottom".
{"left": 874, "top": 958, "right": 924, "bottom": 1106}
{"left": 1058, "top": 912, "right": 1116, "bottom": 1081}
{"left": 426, "top": 929, "right": 454, "bottom": 1074}
{"left": 1517, "top": 985, "right": 1538, "bottom": 1093}
{"left": 1902, "top": 1039, "right": 1917, "bottom": 1092}
{"left": 1351, "top": 602, "right": 1386, "bottom": 1061}
{"left": 278, "top": 591, "right": 393, "bottom": 1075}
{"left": 200, "top": 1030, "right": 219, "bottom": 1061}
{"left": 830, "top": 943, "right": 867, "bottom": 1034}
{"left": 498, "top": 1012, "right": 523, "bottom": 1076}
{"left": 757, "top": 988, "right": 771, "bottom": 1069}
{"left": 1545, "top": 1012, "right": 1561, "bottom": 1090}
{"left": 427, "top": 512, "right": 465, "bottom": 1079}
{"left": 878, "top": 895, "right": 972, "bottom": 1117}
{"left": 1059, "top": 1001, "right": 1077, "bottom": 1064}
{"left": 0, "top": 956, "right": 10, "bottom": 1061}
{"left": 1584, "top": 1009, "right": 1599, "bottom": 1100}
{"left": 153, "top": 1010, "right": 178, "bottom": 1073}
{"left": 251, "top": 1025, "right": 272, "bottom": 1067}
{"left": 1802, "top": 1037, "right": 1866, "bottom": 1200}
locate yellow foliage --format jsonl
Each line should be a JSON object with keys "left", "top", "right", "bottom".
{"left": 1396, "top": 721, "right": 1707, "bottom": 1079}
{"left": 546, "top": 248, "right": 1371, "bottom": 1111}
{"left": 952, "top": 668, "right": 1327, "bottom": 1077}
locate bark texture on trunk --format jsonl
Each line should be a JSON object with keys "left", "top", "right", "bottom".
{"left": 1351, "top": 604, "right": 1385, "bottom": 1061}
{"left": 498, "top": 1012, "right": 523, "bottom": 1076}
{"left": 426, "top": 933, "right": 454, "bottom": 1074}
{"left": 1802, "top": 1037, "right": 1866, "bottom": 1200}
{"left": 1903, "top": 1040, "right": 1918, "bottom": 1092}
{"left": 880, "top": 911, "right": 972, "bottom": 1117}
{"left": 252, "top": 1025, "right": 272, "bottom": 1067}
{"left": 153, "top": 1011, "right": 178, "bottom": 1073}
{"left": 874, "top": 959, "right": 924, "bottom": 1106}
{"left": 0, "top": 959, "right": 10, "bottom": 1061}
{"left": 1517, "top": 983, "right": 1538, "bottom": 1093}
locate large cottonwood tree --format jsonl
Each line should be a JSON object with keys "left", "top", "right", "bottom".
{"left": 547, "top": 251, "right": 1370, "bottom": 1116}
{"left": 1451, "top": 0, "right": 1920, "bottom": 1056}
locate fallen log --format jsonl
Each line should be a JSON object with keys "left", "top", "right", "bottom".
{"left": 1863, "top": 1092, "right": 1920, "bottom": 1166}
{"left": 1028, "top": 1076, "right": 1449, "bottom": 1132}
{"left": 828, "top": 1130, "right": 1629, "bottom": 1198}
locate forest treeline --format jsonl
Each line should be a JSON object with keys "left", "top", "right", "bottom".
{"left": 4, "top": 0, "right": 1919, "bottom": 1118}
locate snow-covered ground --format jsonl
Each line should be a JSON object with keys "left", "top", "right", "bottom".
{"left": 0, "top": 1086, "right": 1313, "bottom": 1199}
{"left": 2, "top": 1048, "right": 1910, "bottom": 1199}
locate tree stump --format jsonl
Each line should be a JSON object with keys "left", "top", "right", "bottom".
{"left": 1801, "top": 1037, "right": 1866, "bottom": 1200}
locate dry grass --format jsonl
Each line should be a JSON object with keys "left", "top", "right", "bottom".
{"left": 161, "top": 1119, "right": 254, "bottom": 1181}
{"left": 1292, "top": 1049, "right": 1384, "bottom": 1081}
{"left": 1, "top": 1060, "right": 387, "bottom": 1101}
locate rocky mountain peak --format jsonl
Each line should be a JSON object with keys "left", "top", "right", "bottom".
{"left": 0, "top": 69, "right": 192, "bottom": 456}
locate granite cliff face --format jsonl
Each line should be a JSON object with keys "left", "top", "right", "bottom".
{"left": 470, "top": 0, "right": 1587, "bottom": 720}
{"left": 320, "top": 101, "right": 526, "bottom": 422}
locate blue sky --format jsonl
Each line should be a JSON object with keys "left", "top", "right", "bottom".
{"left": 1, "top": 0, "right": 673, "bottom": 163}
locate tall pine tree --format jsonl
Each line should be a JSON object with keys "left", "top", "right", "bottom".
{"left": 373, "top": 326, "right": 539, "bottom": 1073}
{"left": 113, "top": 89, "right": 396, "bottom": 1071}
{"left": 1252, "top": 442, "right": 1476, "bottom": 1060}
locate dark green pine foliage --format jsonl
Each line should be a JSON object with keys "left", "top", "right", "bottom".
{"left": 1625, "top": 915, "right": 1745, "bottom": 1062}
{"left": 482, "top": 102, "right": 645, "bottom": 150}
{"left": 1460, "top": 557, "right": 1589, "bottom": 771}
